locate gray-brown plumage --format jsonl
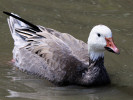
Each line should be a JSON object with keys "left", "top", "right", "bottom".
{"left": 4, "top": 12, "right": 119, "bottom": 86}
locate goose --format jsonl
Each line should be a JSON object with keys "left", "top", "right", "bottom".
{"left": 3, "top": 11, "right": 119, "bottom": 86}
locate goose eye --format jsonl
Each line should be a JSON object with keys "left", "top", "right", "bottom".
{"left": 97, "top": 33, "right": 101, "bottom": 37}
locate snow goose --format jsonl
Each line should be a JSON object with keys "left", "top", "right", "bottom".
{"left": 3, "top": 11, "right": 119, "bottom": 86}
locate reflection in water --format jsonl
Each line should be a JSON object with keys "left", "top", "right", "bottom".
{"left": 7, "top": 89, "right": 99, "bottom": 100}
{"left": 1, "top": 0, "right": 133, "bottom": 100}
{"left": 6, "top": 84, "right": 132, "bottom": 100}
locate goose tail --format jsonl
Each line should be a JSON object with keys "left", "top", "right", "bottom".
{"left": 3, "top": 11, "right": 41, "bottom": 48}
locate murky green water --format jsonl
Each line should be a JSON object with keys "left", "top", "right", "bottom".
{"left": 0, "top": 0, "right": 133, "bottom": 100}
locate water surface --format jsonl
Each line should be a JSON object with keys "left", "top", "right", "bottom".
{"left": 0, "top": 0, "right": 133, "bottom": 100}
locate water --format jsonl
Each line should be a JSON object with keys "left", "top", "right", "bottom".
{"left": 0, "top": 0, "right": 133, "bottom": 100}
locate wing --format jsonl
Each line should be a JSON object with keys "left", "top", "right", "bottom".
{"left": 16, "top": 26, "right": 87, "bottom": 84}
{"left": 40, "top": 27, "right": 89, "bottom": 64}
{"left": 22, "top": 26, "right": 89, "bottom": 64}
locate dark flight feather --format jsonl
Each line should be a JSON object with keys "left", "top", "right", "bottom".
{"left": 3, "top": 11, "right": 41, "bottom": 32}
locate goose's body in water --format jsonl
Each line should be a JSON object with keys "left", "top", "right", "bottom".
{"left": 3, "top": 11, "right": 119, "bottom": 86}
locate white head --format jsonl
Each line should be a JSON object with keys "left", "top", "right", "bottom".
{"left": 88, "top": 25, "right": 119, "bottom": 61}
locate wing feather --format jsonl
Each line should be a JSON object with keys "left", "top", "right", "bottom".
{"left": 18, "top": 25, "right": 89, "bottom": 64}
